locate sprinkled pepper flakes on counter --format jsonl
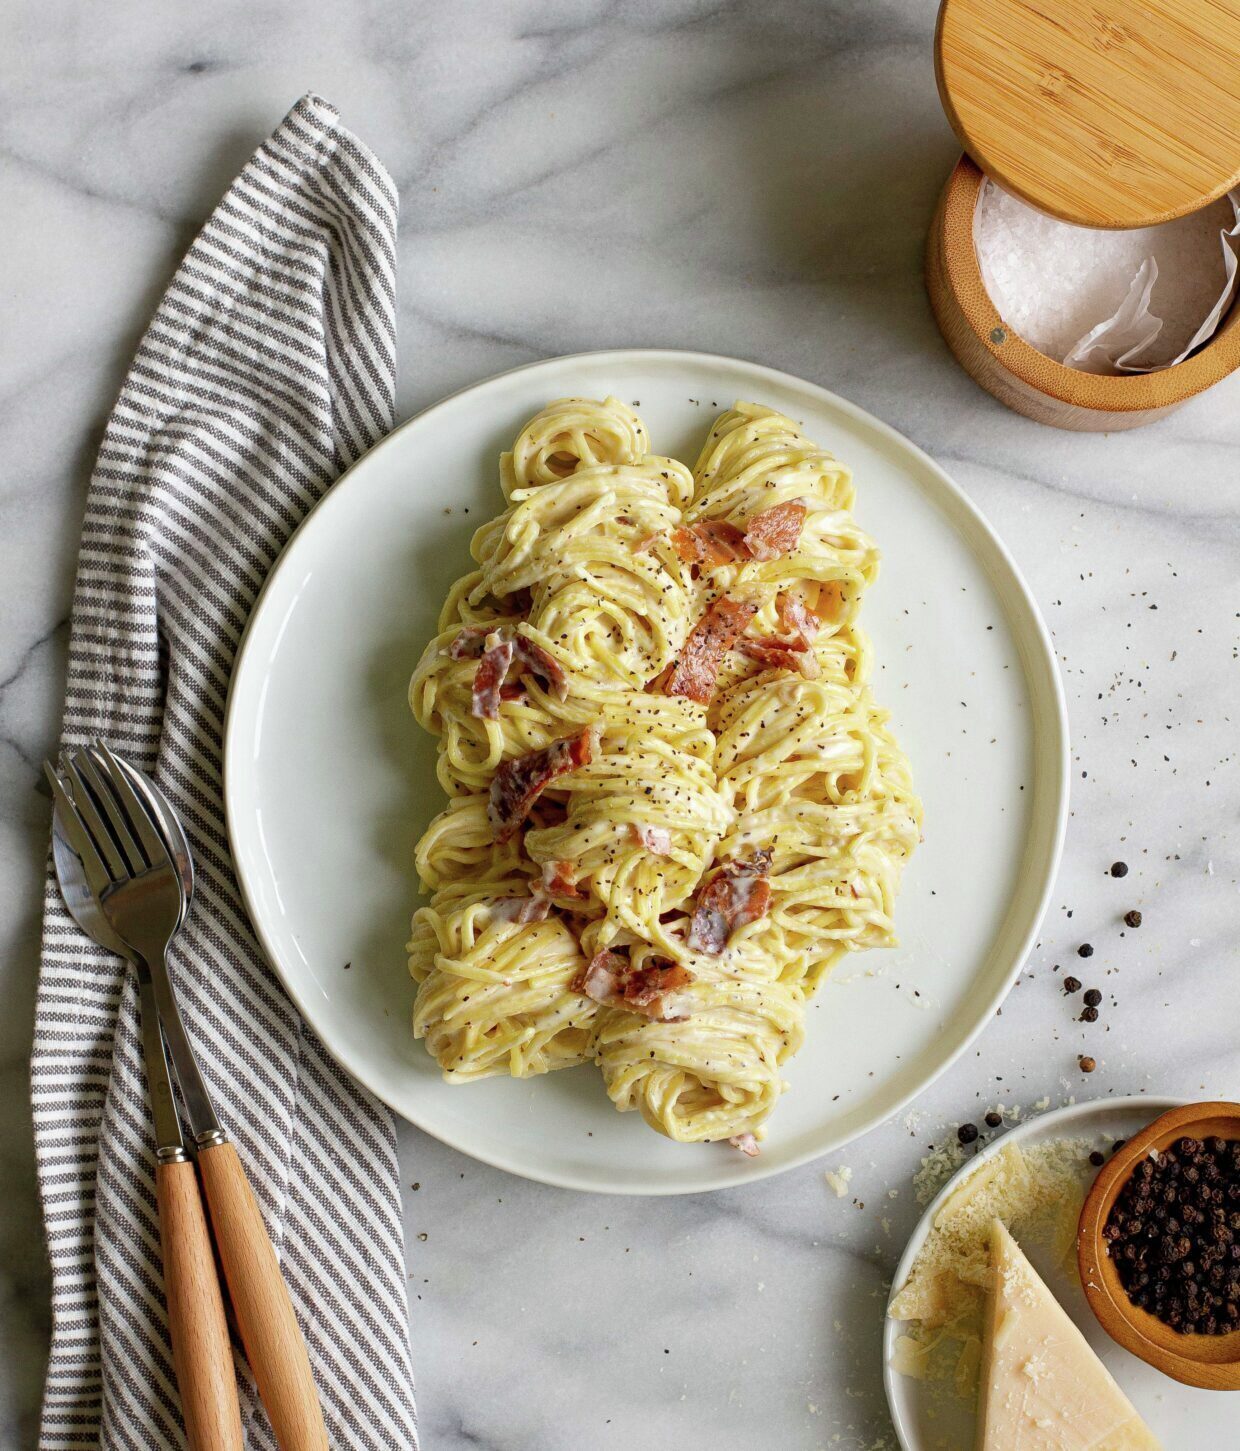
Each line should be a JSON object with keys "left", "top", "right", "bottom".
{"left": 1104, "top": 1136, "right": 1240, "bottom": 1334}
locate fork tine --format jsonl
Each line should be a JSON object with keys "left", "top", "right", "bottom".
{"left": 71, "top": 749, "right": 147, "bottom": 874}
{"left": 104, "top": 750, "right": 184, "bottom": 868}
{"left": 59, "top": 755, "right": 130, "bottom": 880}
{"left": 44, "top": 761, "right": 115, "bottom": 898}
{"left": 91, "top": 742, "right": 171, "bottom": 867}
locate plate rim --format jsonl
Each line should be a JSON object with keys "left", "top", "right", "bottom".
{"left": 882, "top": 1093, "right": 1188, "bottom": 1449}
{"left": 223, "top": 346, "right": 1071, "bottom": 1195}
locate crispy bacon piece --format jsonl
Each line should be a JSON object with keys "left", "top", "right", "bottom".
{"left": 540, "top": 859, "right": 584, "bottom": 899}
{"left": 571, "top": 948, "right": 625, "bottom": 1005}
{"left": 670, "top": 519, "right": 749, "bottom": 566}
{"left": 495, "top": 861, "right": 584, "bottom": 923}
{"left": 669, "top": 508, "right": 803, "bottom": 569}
{"left": 448, "top": 625, "right": 492, "bottom": 659}
{"left": 488, "top": 729, "right": 595, "bottom": 843}
{"left": 669, "top": 527, "right": 700, "bottom": 562}
{"left": 744, "top": 501, "right": 806, "bottom": 561}
{"left": 621, "top": 958, "right": 693, "bottom": 1017}
{"left": 630, "top": 823, "right": 672, "bottom": 856}
{"left": 689, "top": 850, "right": 773, "bottom": 954}
{"left": 571, "top": 948, "right": 694, "bottom": 1021}
{"left": 471, "top": 633, "right": 515, "bottom": 720}
{"left": 664, "top": 596, "right": 758, "bottom": 704}
{"left": 512, "top": 635, "right": 568, "bottom": 700}
{"left": 489, "top": 892, "right": 553, "bottom": 924}
{"left": 460, "top": 624, "right": 567, "bottom": 713}
{"left": 729, "top": 1133, "right": 760, "bottom": 1158}
{"left": 777, "top": 591, "right": 821, "bottom": 648}
{"left": 738, "top": 637, "right": 820, "bottom": 679}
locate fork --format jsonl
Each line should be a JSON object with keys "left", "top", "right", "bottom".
{"left": 46, "top": 745, "right": 328, "bottom": 1451}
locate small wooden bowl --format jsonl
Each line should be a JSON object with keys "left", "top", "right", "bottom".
{"left": 1077, "top": 1100, "right": 1240, "bottom": 1391}
{"left": 926, "top": 157, "right": 1240, "bottom": 431}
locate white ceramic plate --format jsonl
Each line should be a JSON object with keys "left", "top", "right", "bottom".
{"left": 883, "top": 1096, "right": 1237, "bottom": 1448}
{"left": 224, "top": 349, "right": 1067, "bottom": 1195}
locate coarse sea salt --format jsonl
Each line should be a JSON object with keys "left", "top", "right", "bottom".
{"left": 974, "top": 180, "right": 1240, "bottom": 373}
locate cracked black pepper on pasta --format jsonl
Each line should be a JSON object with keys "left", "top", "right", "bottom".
{"left": 405, "top": 397, "right": 922, "bottom": 1146}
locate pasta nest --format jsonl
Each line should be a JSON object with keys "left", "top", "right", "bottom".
{"left": 406, "top": 397, "right": 921, "bottom": 1145}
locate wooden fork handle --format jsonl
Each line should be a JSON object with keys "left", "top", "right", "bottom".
{"left": 156, "top": 1157, "right": 245, "bottom": 1450}
{"left": 197, "top": 1140, "right": 329, "bottom": 1450}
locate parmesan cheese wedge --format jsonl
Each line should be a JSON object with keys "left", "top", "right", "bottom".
{"left": 976, "top": 1220, "right": 1161, "bottom": 1451}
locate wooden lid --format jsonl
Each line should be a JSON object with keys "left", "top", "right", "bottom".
{"left": 936, "top": 0, "right": 1240, "bottom": 228}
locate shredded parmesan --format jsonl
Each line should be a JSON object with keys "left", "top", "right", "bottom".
{"left": 824, "top": 1164, "right": 853, "bottom": 1198}
{"left": 889, "top": 1138, "right": 1093, "bottom": 1397}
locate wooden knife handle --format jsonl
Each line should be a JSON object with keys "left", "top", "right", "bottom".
{"left": 197, "top": 1140, "right": 329, "bottom": 1451}
{"left": 156, "top": 1157, "right": 245, "bottom": 1450}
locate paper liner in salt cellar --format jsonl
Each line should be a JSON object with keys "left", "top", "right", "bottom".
{"left": 927, "top": 157, "right": 1240, "bottom": 432}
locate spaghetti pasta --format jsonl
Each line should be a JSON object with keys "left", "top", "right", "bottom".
{"left": 407, "top": 396, "right": 920, "bottom": 1145}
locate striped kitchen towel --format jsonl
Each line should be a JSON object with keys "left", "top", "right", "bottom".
{"left": 32, "top": 95, "right": 418, "bottom": 1449}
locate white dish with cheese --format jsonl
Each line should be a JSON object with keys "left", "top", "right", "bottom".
{"left": 884, "top": 1096, "right": 1235, "bottom": 1449}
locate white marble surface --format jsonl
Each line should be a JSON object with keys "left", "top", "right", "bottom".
{"left": 2, "top": 2, "right": 1238, "bottom": 1446}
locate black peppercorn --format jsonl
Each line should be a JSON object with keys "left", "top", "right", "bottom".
{"left": 984, "top": 1111, "right": 1003, "bottom": 1128}
{"left": 1105, "top": 1134, "right": 1240, "bottom": 1335}
{"left": 957, "top": 1122, "right": 979, "bottom": 1145}
{"left": 1083, "top": 988, "right": 1102, "bottom": 1007}
{"left": 1110, "top": 861, "right": 1128, "bottom": 877}
{"left": 1063, "top": 975, "right": 1082, "bottom": 993}
{"left": 1079, "top": 1055, "right": 1096, "bottom": 1072}
{"left": 1124, "top": 910, "right": 1142, "bottom": 928}
{"left": 1081, "top": 1006, "right": 1099, "bottom": 1022}
{"left": 1090, "top": 1150, "right": 1105, "bottom": 1167}
{"left": 1078, "top": 943, "right": 1094, "bottom": 958}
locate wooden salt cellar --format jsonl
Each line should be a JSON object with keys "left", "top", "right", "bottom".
{"left": 927, "top": 0, "right": 1240, "bottom": 430}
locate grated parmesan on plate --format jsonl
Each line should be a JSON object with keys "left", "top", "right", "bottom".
{"left": 889, "top": 1138, "right": 1093, "bottom": 1396}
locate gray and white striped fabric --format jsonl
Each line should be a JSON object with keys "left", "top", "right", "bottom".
{"left": 32, "top": 94, "right": 418, "bottom": 1450}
